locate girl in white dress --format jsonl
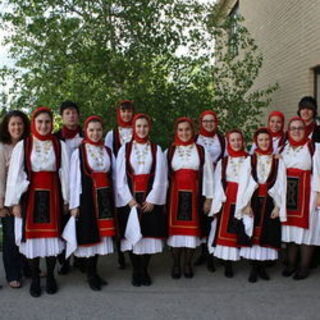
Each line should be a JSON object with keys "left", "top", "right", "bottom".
{"left": 5, "top": 107, "right": 69, "bottom": 297}
{"left": 280, "top": 116, "right": 320, "bottom": 280}
{"left": 67, "top": 116, "right": 116, "bottom": 291}
{"left": 167, "top": 117, "right": 214, "bottom": 279}
{"left": 235, "top": 128, "right": 287, "bottom": 282}
{"left": 209, "top": 129, "right": 248, "bottom": 278}
{"left": 195, "top": 110, "right": 225, "bottom": 271}
{"left": 116, "top": 113, "right": 167, "bottom": 286}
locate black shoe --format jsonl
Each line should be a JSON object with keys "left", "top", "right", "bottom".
{"left": 258, "top": 266, "right": 270, "bottom": 280}
{"left": 224, "top": 264, "right": 234, "bottom": 278}
{"left": 118, "top": 252, "right": 126, "bottom": 270}
{"left": 46, "top": 276, "right": 58, "bottom": 294}
{"left": 293, "top": 269, "right": 310, "bottom": 280}
{"left": 131, "top": 272, "right": 141, "bottom": 287}
{"left": 207, "top": 256, "right": 216, "bottom": 273}
{"left": 88, "top": 276, "right": 101, "bottom": 291}
{"left": 141, "top": 272, "right": 152, "bottom": 286}
{"left": 282, "top": 266, "right": 296, "bottom": 277}
{"left": 96, "top": 275, "right": 108, "bottom": 286}
{"left": 58, "top": 261, "right": 70, "bottom": 275}
{"left": 194, "top": 254, "right": 206, "bottom": 266}
{"left": 30, "top": 277, "right": 41, "bottom": 298}
{"left": 171, "top": 265, "right": 181, "bottom": 279}
{"left": 248, "top": 268, "right": 258, "bottom": 283}
{"left": 183, "top": 264, "right": 194, "bottom": 279}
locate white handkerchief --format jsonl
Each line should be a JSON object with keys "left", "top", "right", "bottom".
{"left": 14, "top": 217, "right": 23, "bottom": 246}
{"left": 62, "top": 216, "right": 77, "bottom": 258}
{"left": 125, "top": 206, "right": 142, "bottom": 246}
{"left": 243, "top": 215, "right": 254, "bottom": 237}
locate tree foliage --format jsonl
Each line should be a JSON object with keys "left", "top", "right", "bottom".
{"left": 0, "top": 0, "right": 278, "bottom": 145}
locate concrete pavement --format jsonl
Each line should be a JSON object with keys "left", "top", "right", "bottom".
{"left": 0, "top": 249, "right": 319, "bottom": 320}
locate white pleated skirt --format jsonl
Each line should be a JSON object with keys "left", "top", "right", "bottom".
{"left": 240, "top": 245, "right": 278, "bottom": 261}
{"left": 121, "top": 238, "right": 163, "bottom": 255}
{"left": 74, "top": 237, "right": 114, "bottom": 258}
{"left": 167, "top": 235, "right": 201, "bottom": 249}
{"left": 282, "top": 207, "right": 320, "bottom": 246}
{"left": 19, "top": 238, "right": 65, "bottom": 259}
{"left": 213, "top": 245, "right": 240, "bottom": 261}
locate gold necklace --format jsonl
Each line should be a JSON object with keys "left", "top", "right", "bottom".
{"left": 177, "top": 144, "right": 194, "bottom": 162}
{"left": 133, "top": 141, "right": 150, "bottom": 165}
{"left": 87, "top": 145, "right": 105, "bottom": 168}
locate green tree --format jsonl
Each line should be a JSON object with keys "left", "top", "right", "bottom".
{"left": 0, "top": 0, "right": 277, "bottom": 145}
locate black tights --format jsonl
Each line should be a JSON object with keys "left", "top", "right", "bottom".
{"left": 171, "top": 248, "right": 194, "bottom": 268}
{"left": 29, "top": 256, "right": 57, "bottom": 279}
{"left": 287, "top": 243, "right": 314, "bottom": 271}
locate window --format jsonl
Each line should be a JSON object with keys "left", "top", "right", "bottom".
{"left": 314, "top": 66, "right": 320, "bottom": 105}
{"left": 228, "top": 1, "right": 240, "bottom": 57}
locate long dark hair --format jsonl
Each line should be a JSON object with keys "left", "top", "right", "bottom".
{"left": 0, "top": 110, "right": 30, "bottom": 144}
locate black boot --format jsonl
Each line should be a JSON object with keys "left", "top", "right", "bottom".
{"left": 171, "top": 248, "right": 182, "bottom": 279}
{"left": 29, "top": 258, "right": 41, "bottom": 298}
{"left": 207, "top": 255, "right": 216, "bottom": 273}
{"left": 248, "top": 262, "right": 258, "bottom": 283}
{"left": 116, "top": 239, "right": 126, "bottom": 270}
{"left": 129, "top": 253, "right": 141, "bottom": 287}
{"left": 87, "top": 256, "right": 101, "bottom": 291}
{"left": 183, "top": 248, "right": 194, "bottom": 278}
{"left": 293, "top": 267, "right": 310, "bottom": 280}
{"left": 224, "top": 261, "right": 234, "bottom": 278}
{"left": 46, "top": 257, "right": 58, "bottom": 294}
{"left": 258, "top": 262, "right": 270, "bottom": 280}
{"left": 57, "top": 250, "right": 70, "bottom": 275}
{"left": 140, "top": 255, "right": 152, "bottom": 286}
{"left": 194, "top": 244, "right": 207, "bottom": 266}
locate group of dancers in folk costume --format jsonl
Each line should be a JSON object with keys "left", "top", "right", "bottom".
{"left": 1, "top": 96, "right": 320, "bottom": 297}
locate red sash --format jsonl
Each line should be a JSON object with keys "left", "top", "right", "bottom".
{"left": 168, "top": 169, "right": 201, "bottom": 237}
{"left": 133, "top": 174, "right": 150, "bottom": 193}
{"left": 25, "top": 171, "right": 61, "bottom": 239}
{"left": 283, "top": 168, "right": 311, "bottom": 229}
{"left": 91, "top": 172, "right": 116, "bottom": 238}
{"left": 215, "top": 182, "right": 239, "bottom": 247}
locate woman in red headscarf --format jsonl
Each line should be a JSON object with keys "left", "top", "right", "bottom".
{"left": 208, "top": 129, "right": 248, "bottom": 278}
{"left": 64, "top": 116, "right": 116, "bottom": 291}
{"left": 280, "top": 117, "right": 320, "bottom": 280}
{"left": 167, "top": 117, "right": 214, "bottom": 279}
{"left": 116, "top": 113, "right": 167, "bottom": 287}
{"left": 235, "top": 128, "right": 287, "bottom": 283}
{"left": 194, "top": 110, "right": 225, "bottom": 270}
{"left": 5, "top": 107, "right": 69, "bottom": 297}
{"left": 250, "top": 111, "right": 286, "bottom": 154}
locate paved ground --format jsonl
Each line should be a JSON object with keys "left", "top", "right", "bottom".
{"left": 0, "top": 248, "right": 319, "bottom": 320}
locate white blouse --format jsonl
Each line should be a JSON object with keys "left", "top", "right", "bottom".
{"left": 116, "top": 142, "right": 168, "bottom": 207}
{"left": 69, "top": 144, "right": 115, "bottom": 210}
{"left": 196, "top": 134, "right": 224, "bottom": 165}
{"left": 210, "top": 156, "right": 246, "bottom": 216}
{"left": 235, "top": 155, "right": 287, "bottom": 222}
{"left": 168, "top": 143, "right": 214, "bottom": 199}
{"left": 5, "top": 137, "right": 69, "bottom": 206}
{"left": 64, "top": 134, "right": 83, "bottom": 159}
{"left": 105, "top": 127, "right": 133, "bottom": 154}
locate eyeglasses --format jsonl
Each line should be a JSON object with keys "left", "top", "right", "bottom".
{"left": 289, "top": 127, "right": 305, "bottom": 131}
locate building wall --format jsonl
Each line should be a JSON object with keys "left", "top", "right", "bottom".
{"left": 218, "top": 0, "right": 320, "bottom": 123}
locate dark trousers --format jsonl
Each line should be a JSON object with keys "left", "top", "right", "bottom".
{"left": 2, "top": 216, "right": 24, "bottom": 282}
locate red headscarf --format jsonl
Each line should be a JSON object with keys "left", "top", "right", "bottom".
{"left": 287, "top": 116, "right": 309, "bottom": 147}
{"left": 116, "top": 100, "right": 134, "bottom": 128}
{"left": 82, "top": 116, "right": 104, "bottom": 146}
{"left": 132, "top": 113, "right": 152, "bottom": 144}
{"left": 254, "top": 127, "right": 273, "bottom": 155}
{"left": 173, "top": 117, "right": 195, "bottom": 146}
{"left": 268, "top": 111, "right": 285, "bottom": 138}
{"left": 31, "top": 106, "right": 54, "bottom": 141}
{"left": 199, "top": 110, "right": 218, "bottom": 138}
{"left": 226, "top": 129, "right": 247, "bottom": 157}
